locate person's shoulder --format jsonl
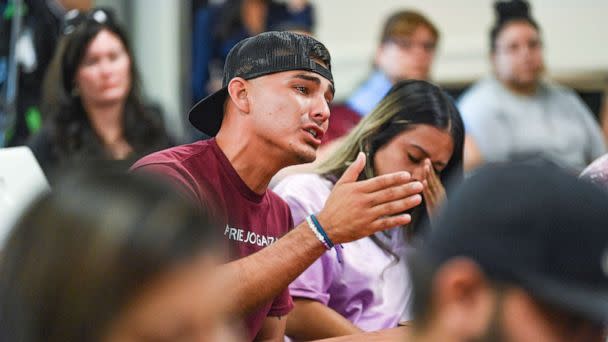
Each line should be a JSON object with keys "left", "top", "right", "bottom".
{"left": 274, "top": 173, "right": 332, "bottom": 194}
{"left": 131, "top": 140, "right": 213, "bottom": 171}
{"left": 459, "top": 77, "right": 503, "bottom": 103}
{"left": 541, "top": 80, "right": 591, "bottom": 112}
{"left": 542, "top": 80, "right": 581, "bottom": 101}
{"left": 272, "top": 173, "right": 333, "bottom": 217}
{"left": 542, "top": 79, "right": 572, "bottom": 93}
{"left": 458, "top": 77, "right": 504, "bottom": 123}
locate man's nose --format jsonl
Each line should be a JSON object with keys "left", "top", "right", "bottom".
{"left": 310, "top": 95, "right": 330, "bottom": 126}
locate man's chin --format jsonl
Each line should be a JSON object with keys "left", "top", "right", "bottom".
{"left": 516, "top": 72, "right": 542, "bottom": 85}
{"left": 292, "top": 147, "right": 317, "bottom": 165}
{"left": 296, "top": 153, "right": 317, "bottom": 165}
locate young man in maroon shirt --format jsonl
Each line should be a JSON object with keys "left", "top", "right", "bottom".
{"left": 132, "top": 31, "right": 423, "bottom": 340}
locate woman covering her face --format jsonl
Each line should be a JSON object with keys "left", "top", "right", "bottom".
{"left": 274, "top": 80, "right": 465, "bottom": 340}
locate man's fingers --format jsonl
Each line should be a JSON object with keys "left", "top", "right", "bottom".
{"left": 336, "top": 152, "right": 366, "bottom": 186}
{"left": 369, "top": 214, "right": 412, "bottom": 232}
{"left": 367, "top": 181, "right": 423, "bottom": 206}
{"left": 357, "top": 170, "right": 411, "bottom": 193}
{"left": 371, "top": 194, "right": 422, "bottom": 218}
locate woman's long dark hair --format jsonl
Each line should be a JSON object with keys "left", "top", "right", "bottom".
{"left": 0, "top": 167, "right": 220, "bottom": 342}
{"left": 41, "top": 10, "right": 168, "bottom": 161}
{"left": 317, "top": 80, "right": 465, "bottom": 261}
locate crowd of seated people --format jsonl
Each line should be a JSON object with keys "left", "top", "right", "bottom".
{"left": 0, "top": 1, "right": 607, "bottom": 341}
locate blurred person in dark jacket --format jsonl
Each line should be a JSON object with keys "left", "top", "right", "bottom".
{"left": 0, "top": 0, "right": 92, "bottom": 146}
{"left": 191, "top": 0, "right": 314, "bottom": 105}
{"left": 28, "top": 7, "right": 171, "bottom": 178}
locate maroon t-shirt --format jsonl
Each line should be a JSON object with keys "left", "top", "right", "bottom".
{"left": 131, "top": 138, "right": 294, "bottom": 340}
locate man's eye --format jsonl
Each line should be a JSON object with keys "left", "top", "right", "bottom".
{"left": 295, "top": 86, "right": 308, "bottom": 94}
{"left": 408, "top": 154, "right": 421, "bottom": 163}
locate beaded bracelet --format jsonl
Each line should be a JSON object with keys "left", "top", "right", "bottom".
{"left": 310, "top": 214, "right": 334, "bottom": 249}
{"left": 305, "top": 214, "right": 335, "bottom": 250}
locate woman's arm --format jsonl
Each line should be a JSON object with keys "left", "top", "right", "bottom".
{"left": 286, "top": 298, "right": 363, "bottom": 341}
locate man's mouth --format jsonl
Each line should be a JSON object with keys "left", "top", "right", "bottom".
{"left": 305, "top": 128, "right": 318, "bottom": 138}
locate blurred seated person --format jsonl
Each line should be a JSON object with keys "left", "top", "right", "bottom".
{"left": 0, "top": 167, "right": 238, "bottom": 342}
{"left": 0, "top": 0, "right": 93, "bottom": 146}
{"left": 458, "top": 0, "right": 605, "bottom": 172}
{"left": 27, "top": 8, "right": 171, "bottom": 178}
{"left": 408, "top": 161, "right": 608, "bottom": 342}
{"left": 191, "top": 0, "right": 314, "bottom": 104}
{"left": 324, "top": 10, "right": 439, "bottom": 144}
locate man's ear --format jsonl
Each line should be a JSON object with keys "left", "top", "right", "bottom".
{"left": 432, "top": 257, "right": 497, "bottom": 339}
{"left": 227, "top": 77, "right": 250, "bottom": 113}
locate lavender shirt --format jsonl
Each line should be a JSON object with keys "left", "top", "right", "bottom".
{"left": 273, "top": 173, "right": 413, "bottom": 333}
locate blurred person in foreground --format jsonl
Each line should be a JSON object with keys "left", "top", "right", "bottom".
{"left": 458, "top": 0, "right": 605, "bottom": 172}
{"left": 132, "top": 31, "right": 424, "bottom": 341}
{"left": 0, "top": 167, "right": 238, "bottom": 342}
{"left": 408, "top": 160, "right": 608, "bottom": 342}
{"left": 28, "top": 7, "right": 171, "bottom": 178}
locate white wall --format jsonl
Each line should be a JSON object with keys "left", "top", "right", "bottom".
{"left": 131, "top": 0, "right": 186, "bottom": 139}
{"left": 311, "top": 0, "right": 608, "bottom": 99}
{"left": 95, "top": 0, "right": 608, "bottom": 133}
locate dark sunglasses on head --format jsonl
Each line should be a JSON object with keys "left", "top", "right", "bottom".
{"left": 61, "top": 7, "right": 116, "bottom": 35}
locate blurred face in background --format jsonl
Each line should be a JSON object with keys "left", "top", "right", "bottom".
{"left": 241, "top": 0, "right": 269, "bottom": 35}
{"left": 103, "top": 254, "right": 240, "bottom": 342}
{"left": 75, "top": 29, "right": 132, "bottom": 108}
{"left": 492, "top": 21, "right": 545, "bottom": 91}
{"left": 376, "top": 25, "right": 437, "bottom": 82}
